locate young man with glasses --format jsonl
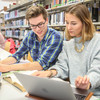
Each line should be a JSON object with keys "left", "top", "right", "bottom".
{"left": 0, "top": 6, "right": 63, "bottom": 72}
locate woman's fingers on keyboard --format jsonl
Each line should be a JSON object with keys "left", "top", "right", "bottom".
{"left": 75, "top": 76, "right": 90, "bottom": 89}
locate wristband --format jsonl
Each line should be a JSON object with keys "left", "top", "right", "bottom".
{"left": 87, "top": 83, "right": 91, "bottom": 90}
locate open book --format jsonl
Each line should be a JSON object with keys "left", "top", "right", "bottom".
{"left": 2, "top": 59, "right": 37, "bottom": 92}
{"left": 3, "top": 70, "right": 38, "bottom": 92}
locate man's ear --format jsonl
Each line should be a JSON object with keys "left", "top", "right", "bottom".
{"left": 46, "top": 17, "right": 48, "bottom": 22}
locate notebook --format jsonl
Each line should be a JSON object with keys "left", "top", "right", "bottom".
{"left": 14, "top": 72, "right": 93, "bottom": 100}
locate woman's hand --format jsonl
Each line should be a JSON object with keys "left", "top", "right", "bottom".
{"left": 31, "top": 70, "right": 52, "bottom": 78}
{"left": 75, "top": 75, "right": 91, "bottom": 90}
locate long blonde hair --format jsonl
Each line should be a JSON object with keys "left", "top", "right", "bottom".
{"left": 65, "top": 4, "right": 95, "bottom": 43}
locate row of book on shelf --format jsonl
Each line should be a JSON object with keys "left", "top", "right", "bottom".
{"left": 47, "top": 0, "right": 83, "bottom": 9}
{"left": 5, "top": 19, "right": 28, "bottom": 27}
{"left": 4, "top": 0, "right": 84, "bottom": 20}
{"left": 5, "top": 29, "right": 66, "bottom": 50}
{"left": 5, "top": 29, "right": 66, "bottom": 40}
{"left": 5, "top": 10, "right": 100, "bottom": 29}
{"left": 5, "top": 10, "right": 26, "bottom": 20}
{"left": 5, "top": 11, "right": 65, "bottom": 27}
{"left": 5, "top": 29, "right": 30, "bottom": 39}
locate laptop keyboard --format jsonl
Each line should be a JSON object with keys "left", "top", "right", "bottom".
{"left": 75, "top": 94, "right": 86, "bottom": 100}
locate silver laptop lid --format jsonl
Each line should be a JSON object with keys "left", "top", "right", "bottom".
{"left": 14, "top": 72, "right": 77, "bottom": 100}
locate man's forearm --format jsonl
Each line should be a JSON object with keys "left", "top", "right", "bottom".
{"left": 7, "top": 61, "right": 43, "bottom": 71}
{"left": 0, "top": 57, "right": 17, "bottom": 64}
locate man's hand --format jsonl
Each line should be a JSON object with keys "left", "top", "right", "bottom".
{"left": 75, "top": 75, "right": 91, "bottom": 90}
{"left": 0, "top": 64, "right": 10, "bottom": 72}
{"left": 31, "top": 70, "right": 51, "bottom": 78}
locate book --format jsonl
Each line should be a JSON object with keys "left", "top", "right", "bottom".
{"left": 3, "top": 70, "right": 38, "bottom": 92}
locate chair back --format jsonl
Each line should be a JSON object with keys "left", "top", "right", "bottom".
{"left": 5, "top": 41, "right": 11, "bottom": 52}
{"left": 27, "top": 52, "right": 33, "bottom": 62}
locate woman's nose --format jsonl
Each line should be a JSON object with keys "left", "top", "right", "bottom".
{"left": 67, "top": 24, "right": 72, "bottom": 30}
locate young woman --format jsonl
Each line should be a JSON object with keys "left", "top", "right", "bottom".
{"left": 32, "top": 4, "right": 100, "bottom": 97}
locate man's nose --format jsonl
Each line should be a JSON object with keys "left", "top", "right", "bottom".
{"left": 35, "top": 26, "right": 41, "bottom": 30}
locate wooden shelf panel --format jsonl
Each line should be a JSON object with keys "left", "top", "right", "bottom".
{"left": 5, "top": 25, "right": 29, "bottom": 29}
{"left": 5, "top": 15, "right": 25, "bottom": 21}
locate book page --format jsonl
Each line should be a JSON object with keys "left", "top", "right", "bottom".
{"left": 3, "top": 70, "right": 38, "bottom": 86}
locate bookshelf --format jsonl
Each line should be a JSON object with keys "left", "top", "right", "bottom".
{"left": 4, "top": 1, "right": 32, "bottom": 42}
{"left": 0, "top": 13, "right": 5, "bottom": 37}
{"left": 48, "top": 0, "right": 100, "bottom": 27}
{"left": 3, "top": 0, "right": 100, "bottom": 42}
{"left": 46, "top": 0, "right": 100, "bottom": 39}
{"left": 3, "top": 0, "right": 53, "bottom": 51}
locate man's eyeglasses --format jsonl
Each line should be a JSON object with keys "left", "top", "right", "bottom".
{"left": 29, "top": 21, "right": 46, "bottom": 29}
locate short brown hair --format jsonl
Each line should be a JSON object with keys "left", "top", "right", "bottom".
{"left": 25, "top": 5, "right": 48, "bottom": 21}
{"left": 65, "top": 4, "right": 95, "bottom": 43}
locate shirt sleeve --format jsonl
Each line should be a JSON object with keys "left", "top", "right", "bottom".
{"left": 87, "top": 47, "right": 100, "bottom": 89}
{"left": 11, "top": 34, "right": 29, "bottom": 62}
{"left": 37, "top": 33, "right": 63, "bottom": 70}
{"left": 87, "top": 35, "right": 100, "bottom": 89}
{"left": 49, "top": 42, "right": 69, "bottom": 79}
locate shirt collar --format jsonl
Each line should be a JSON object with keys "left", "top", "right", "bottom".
{"left": 74, "top": 36, "right": 82, "bottom": 43}
{"left": 43, "top": 27, "right": 50, "bottom": 41}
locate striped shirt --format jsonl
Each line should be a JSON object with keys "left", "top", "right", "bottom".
{"left": 11, "top": 27, "right": 63, "bottom": 70}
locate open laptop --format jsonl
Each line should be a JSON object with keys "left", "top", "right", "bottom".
{"left": 14, "top": 72, "right": 91, "bottom": 100}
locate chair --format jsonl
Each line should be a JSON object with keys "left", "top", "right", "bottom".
{"left": 27, "top": 52, "right": 33, "bottom": 62}
{"left": 5, "top": 41, "right": 11, "bottom": 52}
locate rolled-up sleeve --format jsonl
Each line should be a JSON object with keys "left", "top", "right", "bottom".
{"left": 11, "top": 34, "right": 29, "bottom": 62}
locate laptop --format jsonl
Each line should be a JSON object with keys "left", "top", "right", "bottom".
{"left": 14, "top": 72, "right": 92, "bottom": 100}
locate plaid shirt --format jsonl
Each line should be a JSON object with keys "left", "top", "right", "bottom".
{"left": 11, "top": 27, "right": 63, "bottom": 70}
